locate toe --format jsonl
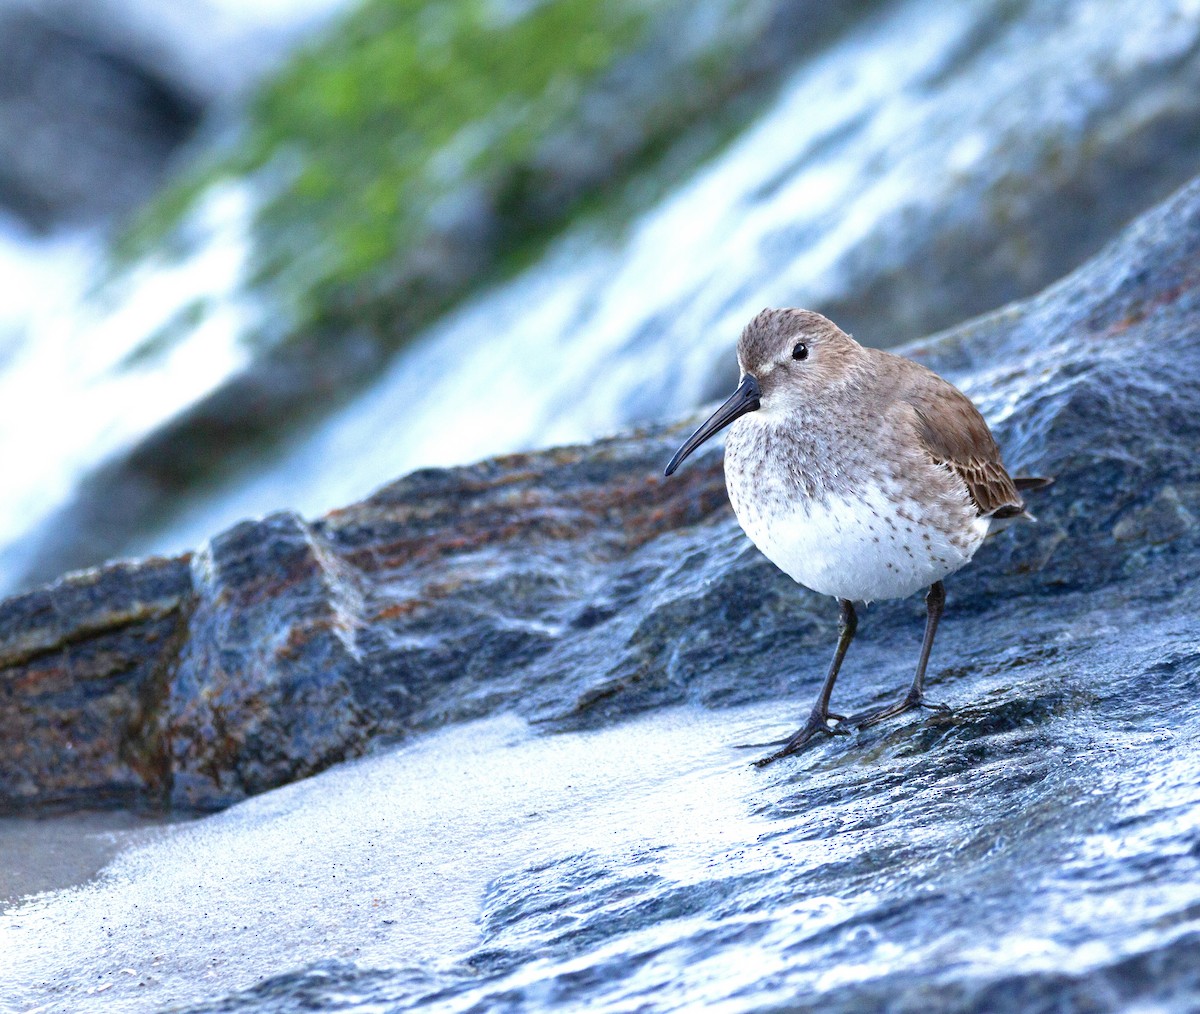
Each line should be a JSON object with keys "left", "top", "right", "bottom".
{"left": 753, "top": 714, "right": 844, "bottom": 766}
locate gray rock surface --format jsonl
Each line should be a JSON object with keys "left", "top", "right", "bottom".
{"left": 0, "top": 0, "right": 348, "bottom": 229}
{"left": 0, "top": 4, "right": 200, "bottom": 229}
{"left": 4, "top": 162, "right": 1200, "bottom": 1012}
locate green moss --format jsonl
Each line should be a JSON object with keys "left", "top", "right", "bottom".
{"left": 119, "top": 0, "right": 651, "bottom": 338}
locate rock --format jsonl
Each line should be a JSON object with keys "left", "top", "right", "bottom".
{"left": 0, "top": 4, "right": 202, "bottom": 229}
{"left": 0, "top": 0, "right": 351, "bottom": 230}
{"left": 166, "top": 513, "right": 374, "bottom": 805}
{"left": 0, "top": 436, "right": 730, "bottom": 812}
{"left": 0, "top": 557, "right": 191, "bottom": 810}
{"left": 16, "top": 0, "right": 1200, "bottom": 590}
{"left": 5, "top": 157, "right": 1200, "bottom": 1014}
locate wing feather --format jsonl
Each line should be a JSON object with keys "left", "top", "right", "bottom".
{"left": 903, "top": 371, "right": 1024, "bottom": 519}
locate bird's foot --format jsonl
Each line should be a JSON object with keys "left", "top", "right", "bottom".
{"left": 849, "top": 691, "right": 950, "bottom": 730}
{"left": 753, "top": 711, "right": 848, "bottom": 767}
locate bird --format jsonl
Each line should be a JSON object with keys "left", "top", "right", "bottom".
{"left": 663, "top": 308, "right": 1050, "bottom": 766}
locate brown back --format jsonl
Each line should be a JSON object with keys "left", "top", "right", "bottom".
{"left": 898, "top": 360, "right": 1025, "bottom": 519}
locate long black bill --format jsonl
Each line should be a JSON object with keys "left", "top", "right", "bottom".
{"left": 664, "top": 374, "right": 761, "bottom": 476}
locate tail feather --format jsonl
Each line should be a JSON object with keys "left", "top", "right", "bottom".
{"left": 985, "top": 475, "right": 1052, "bottom": 533}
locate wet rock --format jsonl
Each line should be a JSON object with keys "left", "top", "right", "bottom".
{"left": 2, "top": 436, "right": 731, "bottom": 812}
{"left": 165, "top": 513, "right": 375, "bottom": 808}
{"left": 0, "top": 557, "right": 191, "bottom": 810}
{"left": 5, "top": 161, "right": 1200, "bottom": 1014}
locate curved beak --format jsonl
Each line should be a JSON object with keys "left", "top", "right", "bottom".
{"left": 664, "top": 373, "right": 761, "bottom": 476}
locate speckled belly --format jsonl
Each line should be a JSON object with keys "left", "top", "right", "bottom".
{"left": 732, "top": 483, "right": 988, "bottom": 602}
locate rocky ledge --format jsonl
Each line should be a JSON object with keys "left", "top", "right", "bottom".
{"left": 3, "top": 174, "right": 1200, "bottom": 1011}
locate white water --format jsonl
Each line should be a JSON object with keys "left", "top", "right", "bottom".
{"left": 138, "top": 0, "right": 991, "bottom": 555}
{"left": 0, "top": 0, "right": 351, "bottom": 587}
{"left": 139, "top": 0, "right": 1200, "bottom": 557}
{"left": 0, "top": 189, "right": 258, "bottom": 584}
{"left": 0, "top": 707, "right": 780, "bottom": 1013}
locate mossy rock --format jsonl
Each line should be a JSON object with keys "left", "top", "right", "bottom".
{"left": 114, "top": 0, "right": 866, "bottom": 363}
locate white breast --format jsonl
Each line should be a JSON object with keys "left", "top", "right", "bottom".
{"left": 731, "top": 482, "right": 988, "bottom": 603}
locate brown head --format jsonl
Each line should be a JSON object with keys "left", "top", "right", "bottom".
{"left": 664, "top": 308, "right": 865, "bottom": 475}
{"left": 737, "top": 308, "right": 865, "bottom": 413}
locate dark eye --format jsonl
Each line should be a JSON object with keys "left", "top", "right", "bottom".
{"left": 792, "top": 342, "right": 808, "bottom": 361}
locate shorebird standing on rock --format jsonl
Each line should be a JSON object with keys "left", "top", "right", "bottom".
{"left": 664, "top": 308, "right": 1050, "bottom": 767}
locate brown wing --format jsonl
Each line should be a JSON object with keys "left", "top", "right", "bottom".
{"left": 903, "top": 368, "right": 1024, "bottom": 519}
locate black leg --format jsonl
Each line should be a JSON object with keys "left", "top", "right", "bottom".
{"left": 850, "top": 581, "right": 952, "bottom": 730}
{"left": 755, "top": 598, "right": 857, "bottom": 767}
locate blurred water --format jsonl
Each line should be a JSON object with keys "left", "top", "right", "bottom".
{"left": 0, "top": 0, "right": 349, "bottom": 586}
{"left": 7, "top": 0, "right": 1200, "bottom": 584}
{"left": 0, "top": 189, "right": 256, "bottom": 583}
{"left": 130, "top": 0, "right": 991, "bottom": 557}
{"left": 137, "top": 0, "right": 1200, "bottom": 559}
